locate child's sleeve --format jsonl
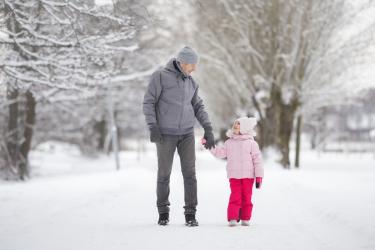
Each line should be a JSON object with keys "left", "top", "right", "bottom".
{"left": 209, "top": 142, "right": 227, "bottom": 159}
{"left": 251, "top": 141, "right": 264, "bottom": 178}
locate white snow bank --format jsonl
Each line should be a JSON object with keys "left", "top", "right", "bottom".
{"left": 0, "top": 143, "right": 374, "bottom": 250}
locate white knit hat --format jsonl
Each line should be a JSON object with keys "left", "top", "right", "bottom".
{"left": 226, "top": 117, "right": 257, "bottom": 137}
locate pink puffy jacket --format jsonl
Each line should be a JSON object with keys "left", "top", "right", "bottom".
{"left": 210, "top": 134, "right": 264, "bottom": 179}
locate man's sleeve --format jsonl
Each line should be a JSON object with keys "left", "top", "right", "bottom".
{"left": 191, "top": 85, "right": 212, "bottom": 129}
{"left": 143, "top": 71, "right": 162, "bottom": 129}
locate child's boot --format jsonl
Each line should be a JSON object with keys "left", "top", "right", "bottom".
{"left": 241, "top": 220, "right": 250, "bottom": 226}
{"left": 228, "top": 220, "right": 237, "bottom": 227}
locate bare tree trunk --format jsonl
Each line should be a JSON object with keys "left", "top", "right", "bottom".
{"left": 95, "top": 119, "right": 107, "bottom": 151}
{"left": 257, "top": 83, "right": 300, "bottom": 168}
{"left": 295, "top": 115, "right": 302, "bottom": 168}
{"left": 310, "top": 128, "right": 317, "bottom": 150}
{"left": 6, "top": 85, "right": 19, "bottom": 172}
{"left": 259, "top": 84, "right": 281, "bottom": 148}
{"left": 5, "top": 2, "right": 40, "bottom": 180}
{"left": 19, "top": 90, "right": 36, "bottom": 180}
{"left": 278, "top": 100, "right": 298, "bottom": 169}
{"left": 5, "top": 2, "right": 21, "bottom": 178}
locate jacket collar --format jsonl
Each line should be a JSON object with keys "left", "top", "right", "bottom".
{"left": 165, "top": 58, "right": 189, "bottom": 79}
{"left": 228, "top": 133, "right": 253, "bottom": 140}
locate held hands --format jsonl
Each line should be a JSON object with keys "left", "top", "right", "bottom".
{"left": 201, "top": 137, "right": 215, "bottom": 150}
{"left": 255, "top": 177, "right": 262, "bottom": 189}
{"left": 203, "top": 127, "right": 215, "bottom": 149}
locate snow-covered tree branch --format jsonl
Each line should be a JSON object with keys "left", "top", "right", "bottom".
{"left": 0, "top": 0, "right": 152, "bottom": 180}
{"left": 194, "top": 0, "right": 375, "bottom": 167}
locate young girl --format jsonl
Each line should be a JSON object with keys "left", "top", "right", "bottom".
{"left": 202, "top": 117, "right": 264, "bottom": 226}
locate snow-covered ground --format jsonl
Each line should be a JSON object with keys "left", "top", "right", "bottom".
{"left": 0, "top": 142, "right": 375, "bottom": 250}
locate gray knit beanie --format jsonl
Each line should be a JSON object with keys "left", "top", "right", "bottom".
{"left": 176, "top": 46, "right": 199, "bottom": 64}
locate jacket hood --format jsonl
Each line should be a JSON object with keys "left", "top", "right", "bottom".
{"left": 165, "top": 58, "right": 189, "bottom": 78}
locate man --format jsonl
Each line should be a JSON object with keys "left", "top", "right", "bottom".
{"left": 143, "top": 46, "right": 215, "bottom": 227}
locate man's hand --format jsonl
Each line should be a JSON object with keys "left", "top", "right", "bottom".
{"left": 203, "top": 127, "right": 215, "bottom": 149}
{"left": 150, "top": 126, "right": 163, "bottom": 143}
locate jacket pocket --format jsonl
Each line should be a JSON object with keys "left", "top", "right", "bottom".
{"left": 181, "top": 105, "right": 195, "bottom": 128}
{"left": 157, "top": 101, "right": 170, "bottom": 115}
{"left": 159, "top": 104, "right": 180, "bottom": 127}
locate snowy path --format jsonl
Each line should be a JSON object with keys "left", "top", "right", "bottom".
{"left": 1, "top": 147, "right": 375, "bottom": 250}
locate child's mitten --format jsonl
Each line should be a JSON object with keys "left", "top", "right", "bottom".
{"left": 255, "top": 177, "right": 262, "bottom": 189}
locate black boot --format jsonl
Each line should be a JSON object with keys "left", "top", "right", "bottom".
{"left": 185, "top": 214, "right": 199, "bottom": 227}
{"left": 158, "top": 213, "right": 169, "bottom": 226}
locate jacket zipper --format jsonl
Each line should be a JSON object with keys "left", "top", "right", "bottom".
{"left": 178, "top": 77, "right": 185, "bottom": 129}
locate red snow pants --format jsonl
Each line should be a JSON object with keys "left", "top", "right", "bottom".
{"left": 227, "top": 178, "right": 254, "bottom": 221}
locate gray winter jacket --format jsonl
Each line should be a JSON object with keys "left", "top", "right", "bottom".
{"left": 143, "top": 58, "right": 212, "bottom": 135}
